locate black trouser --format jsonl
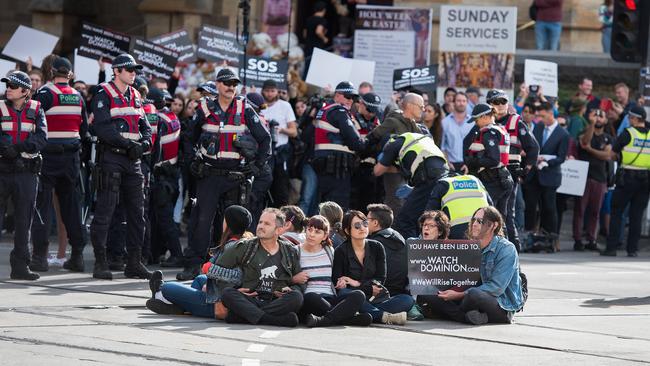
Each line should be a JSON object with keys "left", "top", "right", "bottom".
{"left": 481, "top": 172, "right": 513, "bottom": 222}
{"left": 505, "top": 179, "right": 521, "bottom": 251}
{"left": 0, "top": 170, "right": 37, "bottom": 272}
{"left": 318, "top": 174, "right": 351, "bottom": 210}
{"left": 31, "top": 151, "right": 85, "bottom": 260}
{"left": 606, "top": 171, "right": 650, "bottom": 254}
{"left": 270, "top": 145, "right": 291, "bottom": 208}
{"left": 299, "top": 290, "right": 366, "bottom": 324}
{"left": 249, "top": 164, "right": 272, "bottom": 232}
{"left": 106, "top": 203, "right": 126, "bottom": 260}
{"left": 523, "top": 179, "right": 558, "bottom": 234}
{"left": 350, "top": 162, "right": 382, "bottom": 212}
{"left": 417, "top": 288, "right": 512, "bottom": 324}
{"left": 221, "top": 287, "right": 303, "bottom": 324}
{"left": 90, "top": 152, "right": 145, "bottom": 257}
{"left": 141, "top": 156, "right": 153, "bottom": 261}
{"left": 151, "top": 170, "right": 182, "bottom": 258}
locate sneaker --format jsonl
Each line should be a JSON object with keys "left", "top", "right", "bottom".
{"left": 149, "top": 270, "right": 164, "bottom": 299}
{"left": 145, "top": 298, "right": 184, "bottom": 315}
{"left": 407, "top": 304, "right": 425, "bottom": 321}
{"left": 465, "top": 310, "right": 488, "bottom": 325}
{"left": 47, "top": 255, "right": 67, "bottom": 266}
{"left": 381, "top": 311, "right": 407, "bottom": 325}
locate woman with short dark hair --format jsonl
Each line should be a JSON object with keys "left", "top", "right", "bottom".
{"left": 417, "top": 210, "right": 451, "bottom": 240}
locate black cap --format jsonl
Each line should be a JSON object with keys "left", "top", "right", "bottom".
{"left": 112, "top": 53, "right": 143, "bottom": 70}
{"left": 629, "top": 105, "right": 647, "bottom": 120}
{"left": 224, "top": 205, "right": 252, "bottom": 235}
{"left": 162, "top": 89, "right": 173, "bottom": 101}
{"left": 216, "top": 68, "right": 240, "bottom": 83}
{"left": 486, "top": 89, "right": 508, "bottom": 103}
{"left": 146, "top": 88, "right": 165, "bottom": 105}
{"left": 466, "top": 86, "right": 482, "bottom": 96}
{"left": 52, "top": 56, "right": 73, "bottom": 74}
{"left": 197, "top": 81, "right": 218, "bottom": 95}
{"left": 468, "top": 103, "right": 494, "bottom": 122}
{"left": 133, "top": 76, "right": 148, "bottom": 90}
{"left": 360, "top": 92, "right": 382, "bottom": 114}
{"left": 335, "top": 81, "right": 358, "bottom": 96}
{"left": 246, "top": 92, "right": 265, "bottom": 111}
{"left": 1, "top": 71, "right": 32, "bottom": 89}
{"left": 262, "top": 79, "right": 278, "bottom": 90}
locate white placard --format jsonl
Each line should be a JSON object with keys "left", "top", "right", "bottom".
{"left": 557, "top": 160, "right": 590, "bottom": 196}
{"left": 73, "top": 49, "right": 113, "bottom": 85}
{"left": 306, "top": 48, "right": 375, "bottom": 91}
{"left": 2, "top": 25, "right": 59, "bottom": 68}
{"left": 0, "top": 58, "right": 16, "bottom": 94}
{"left": 524, "top": 59, "right": 558, "bottom": 98}
{"left": 439, "top": 6, "right": 517, "bottom": 54}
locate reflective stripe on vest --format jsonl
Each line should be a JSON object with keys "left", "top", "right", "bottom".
{"left": 505, "top": 114, "right": 521, "bottom": 148}
{"left": 42, "top": 83, "right": 83, "bottom": 143}
{"left": 313, "top": 102, "right": 354, "bottom": 154}
{"left": 467, "top": 124, "right": 510, "bottom": 167}
{"left": 199, "top": 97, "right": 248, "bottom": 161}
{"left": 440, "top": 175, "right": 490, "bottom": 226}
{"left": 0, "top": 100, "right": 39, "bottom": 144}
{"left": 396, "top": 132, "right": 446, "bottom": 177}
{"left": 158, "top": 111, "right": 181, "bottom": 164}
{"left": 99, "top": 82, "right": 143, "bottom": 140}
{"left": 621, "top": 127, "right": 650, "bottom": 170}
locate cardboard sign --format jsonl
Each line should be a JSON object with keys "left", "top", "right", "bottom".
{"left": 196, "top": 25, "right": 244, "bottom": 65}
{"left": 407, "top": 239, "right": 482, "bottom": 296}
{"left": 150, "top": 29, "right": 196, "bottom": 64}
{"left": 131, "top": 38, "right": 179, "bottom": 80}
{"left": 239, "top": 56, "right": 288, "bottom": 90}
{"left": 524, "top": 59, "right": 558, "bottom": 98}
{"left": 78, "top": 22, "right": 131, "bottom": 62}
{"left": 305, "top": 48, "right": 375, "bottom": 91}
{"left": 0, "top": 58, "right": 16, "bottom": 94}
{"left": 557, "top": 159, "right": 590, "bottom": 196}
{"left": 73, "top": 49, "right": 113, "bottom": 85}
{"left": 438, "top": 6, "right": 517, "bottom": 54}
{"left": 393, "top": 65, "right": 437, "bottom": 93}
{"left": 1, "top": 25, "right": 59, "bottom": 68}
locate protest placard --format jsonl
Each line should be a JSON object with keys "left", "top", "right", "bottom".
{"left": 78, "top": 22, "right": 131, "bottom": 62}
{"left": 1, "top": 25, "right": 59, "bottom": 68}
{"left": 305, "top": 48, "right": 375, "bottom": 91}
{"left": 150, "top": 29, "right": 196, "bottom": 64}
{"left": 196, "top": 25, "right": 244, "bottom": 65}
{"left": 524, "top": 59, "right": 558, "bottom": 98}
{"left": 407, "top": 239, "right": 481, "bottom": 296}
{"left": 557, "top": 159, "right": 590, "bottom": 196}
{"left": 73, "top": 49, "right": 113, "bottom": 85}
{"left": 131, "top": 38, "right": 179, "bottom": 80}
{"left": 0, "top": 58, "right": 16, "bottom": 93}
{"left": 393, "top": 65, "right": 437, "bottom": 94}
{"left": 239, "top": 56, "right": 288, "bottom": 90}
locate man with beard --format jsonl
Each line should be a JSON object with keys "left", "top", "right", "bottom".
{"left": 441, "top": 92, "right": 473, "bottom": 175}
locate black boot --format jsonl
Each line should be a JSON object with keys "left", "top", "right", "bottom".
{"left": 176, "top": 266, "right": 199, "bottom": 281}
{"left": 10, "top": 266, "right": 40, "bottom": 281}
{"left": 92, "top": 246, "right": 113, "bottom": 280}
{"left": 108, "top": 255, "right": 125, "bottom": 271}
{"left": 63, "top": 247, "right": 85, "bottom": 272}
{"left": 341, "top": 313, "right": 373, "bottom": 326}
{"left": 160, "top": 256, "right": 184, "bottom": 268}
{"left": 305, "top": 314, "right": 333, "bottom": 328}
{"left": 124, "top": 249, "right": 152, "bottom": 279}
{"left": 29, "top": 244, "right": 49, "bottom": 272}
{"left": 149, "top": 270, "right": 164, "bottom": 298}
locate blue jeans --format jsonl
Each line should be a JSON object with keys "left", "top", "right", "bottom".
{"left": 514, "top": 184, "right": 525, "bottom": 232}
{"left": 161, "top": 275, "right": 215, "bottom": 318}
{"left": 535, "top": 21, "right": 562, "bottom": 50}
{"left": 602, "top": 26, "right": 611, "bottom": 53}
{"left": 299, "top": 163, "right": 319, "bottom": 216}
{"left": 340, "top": 288, "right": 414, "bottom": 322}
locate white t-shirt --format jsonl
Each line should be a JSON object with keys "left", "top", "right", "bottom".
{"left": 261, "top": 99, "right": 296, "bottom": 147}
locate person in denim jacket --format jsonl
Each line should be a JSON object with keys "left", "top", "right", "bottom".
{"left": 423, "top": 206, "right": 523, "bottom": 325}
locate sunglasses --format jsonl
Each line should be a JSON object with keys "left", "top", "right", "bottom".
{"left": 353, "top": 220, "right": 369, "bottom": 230}
{"left": 343, "top": 94, "right": 358, "bottom": 101}
{"left": 223, "top": 81, "right": 239, "bottom": 87}
{"left": 490, "top": 99, "right": 508, "bottom": 106}
{"left": 7, "top": 83, "right": 20, "bottom": 90}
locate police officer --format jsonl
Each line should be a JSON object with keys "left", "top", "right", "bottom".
{"left": 312, "top": 81, "right": 366, "bottom": 209}
{"left": 602, "top": 105, "right": 649, "bottom": 257}
{"left": 177, "top": 68, "right": 270, "bottom": 280}
{"left": 30, "top": 56, "right": 88, "bottom": 273}
{"left": 245, "top": 92, "right": 273, "bottom": 230}
{"left": 374, "top": 132, "right": 449, "bottom": 239}
{"left": 197, "top": 81, "right": 218, "bottom": 99}
{"left": 90, "top": 53, "right": 153, "bottom": 280}
{"left": 487, "top": 89, "right": 539, "bottom": 251}
{"left": 426, "top": 173, "right": 492, "bottom": 239}
{"left": 0, "top": 71, "right": 47, "bottom": 280}
{"left": 351, "top": 92, "right": 382, "bottom": 211}
{"left": 463, "top": 103, "right": 514, "bottom": 220}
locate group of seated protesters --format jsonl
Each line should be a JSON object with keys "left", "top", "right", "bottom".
{"left": 146, "top": 203, "right": 524, "bottom": 327}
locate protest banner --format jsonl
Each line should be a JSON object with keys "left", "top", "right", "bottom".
{"left": 131, "top": 38, "right": 179, "bottom": 80}
{"left": 239, "top": 56, "right": 288, "bottom": 90}
{"left": 557, "top": 159, "right": 590, "bottom": 196}
{"left": 78, "top": 22, "right": 131, "bottom": 62}
{"left": 393, "top": 65, "right": 437, "bottom": 94}
{"left": 1, "top": 25, "right": 59, "bottom": 68}
{"left": 354, "top": 5, "right": 432, "bottom": 106}
{"left": 73, "top": 49, "right": 113, "bottom": 85}
{"left": 150, "top": 29, "right": 196, "bottom": 64}
{"left": 196, "top": 25, "right": 244, "bottom": 65}
{"left": 524, "top": 59, "right": 558, "bottom": 98}
{"left": 306, "top": 48, "right": 375, "bottom": 91}
{"left": 0, "top": 58, "right": 16, "bottom": 93}
{"left": 437, "top": 5, "right": 517, "bottom": 102}
{"left": 407, "top": 239, "right": 481, "bottom": 296}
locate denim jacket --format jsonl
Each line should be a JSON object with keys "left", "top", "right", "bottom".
{"left": 473, "top": 235, "right": 524, "bottom": 312}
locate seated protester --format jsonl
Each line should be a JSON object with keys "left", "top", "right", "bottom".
{"left": 279, "top": 205, "right": 307, "bottom": 245}
{"left": 332, "top": 210, "right": 415, "bottom": 325}
{"left": 146, "top": 206, "right": 253, "bottom": 318}
{"left": 319, "top": 201, "right": 346, "bottom": 248}
{"left": 366, "top": 204, "right": 408, "bottom": 296}
{"left": 217, "top": 208, "right": 304, "bottom": 327}
{"left": 417, "top": 211, "right": 451, "bottom": 240}
{"left": 418, "top": 207, "right": 524, "bottom": 325}
{"left": 294, "top": 215, "right": 372, "bottom": 327}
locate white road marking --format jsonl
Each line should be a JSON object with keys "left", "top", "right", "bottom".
{"left": 548, "top": 272, "right": 579, "bottom": 275}
{"left": 242, "top": 359, "right": 260, "bottom": 366}
{"left": 259, "top": 330, "right": 281, "bottom": 339}
{"left": 606, "top": 271, "right": 643, "bottom": 275}
{"left": 247, "top": 344, "right": 267, "bottom": 353}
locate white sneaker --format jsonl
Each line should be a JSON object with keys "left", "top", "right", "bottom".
{"left": 381, "top": 311, "right": 407, "bottom": 325}
{"left": 47, "top": 256, "right": 66, "bottom": 266}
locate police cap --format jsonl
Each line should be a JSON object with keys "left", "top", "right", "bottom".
{"left": 486, "top": 89, "right": 508, "bottom": 104}
{"left": 335, "top": 81, "right": 358, "bottom": 98}
{"left": 360, "top": 92, "right": 382, "bottom": 114}
{"left": 216, "top": 68, "right": 240, "bottom": 84}
{"left": 112, "top": 54, "right": 143, "bottom": 70}
{"left": 146, "top": 88, "right": 169, "bottom": 105}
{"left": 197, "top": 81, "right": 218, "bottom": 95}
{"left": 133, "top": 76, "right": 148, "bottom": 90}
{"left": 1, "top": 71, "right": 32, "bottom": 89}
{"left": 468, "top": 103, "right": 494, "bottom": 123}
{"left": 52, "top": 56, "right": 73, "bottom": 74}
{"left": 629, "top": 105, "right": 647, "bottom": 121}
{"left": 246, "top": 92, "right": 265, "bottom": 111}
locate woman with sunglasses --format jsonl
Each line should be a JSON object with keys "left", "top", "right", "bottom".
{"left": 332, "top": 210, "right": 414, "bottom": 325}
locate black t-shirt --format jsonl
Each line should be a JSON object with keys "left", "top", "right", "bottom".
{"left": 254, "top": 250, "right": 284, "bottom": 299}
{"left": 304, "top": 16, "right": 328, "bottom": 55}
{"left": 578, "top": 132, "right": 612, "bottom": 183}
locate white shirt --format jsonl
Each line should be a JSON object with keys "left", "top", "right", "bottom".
{"left": 540, "top": 120, "right": 558, "bottom": 145}
{"left": 261, "top": 99, "right": 296, "bottom": 147}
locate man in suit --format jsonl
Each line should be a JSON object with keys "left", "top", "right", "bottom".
{"left": 523, "top": 101, "right": 569, "bottom": 241}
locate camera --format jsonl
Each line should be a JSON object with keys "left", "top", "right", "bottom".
{"left": 529, "top": 85, "right": 539, "bottom": 96}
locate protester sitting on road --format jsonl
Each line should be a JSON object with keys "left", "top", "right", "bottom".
{"left": 366, "top": 204, "right": 408, "bottom": 296}
{"left": 145, "top": 205, "right": 253, "bottom": 318}
{"left": 319, "top": 201, "right": 346, "bottom": 248}
{"left": 417, "top": 207, "right": 524, "bottom": 325}
{"left": 293, "top": 215, "right": 372, "bottom": 327}
{"left": 279, "top": 205, "right": 307, "bottom": 245}
{"left": 332, "top": 210, "right": 415, "bottom": 325}
{"left": 417, "top": 210, "right": 451, "bottom": 240}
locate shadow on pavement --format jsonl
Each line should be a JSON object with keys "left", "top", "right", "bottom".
{"left": 581, "top": 296, "right": 650, "bottom": 308}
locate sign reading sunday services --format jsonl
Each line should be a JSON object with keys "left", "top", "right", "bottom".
{"left": 78, "top": 22, "right": 131, "bottom": 62}
{"left": 439, "top": 6, "right": 517, "bottom": 53}
{"left": 131, "top": 38, "right": 179, "bottom": 80}
{"left": 197, "top": 25, "right": 244, "bottom": 65}
{"left": 150, "top": 29, "right": 196, "bottom": 64}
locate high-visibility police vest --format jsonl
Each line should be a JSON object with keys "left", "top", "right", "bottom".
{"left": 143, "top": 103, "right": 158, "bottom": 154}
{"left": 0, "top": 99, "right": 41, "bottom": 159}
{"left": 503, "top": 114, "right": 522, "bottom": 164}
{"left": 198, "top": 96, "right": 247, "bottom": 160}
{"left": 41, "top": 83, "right": 83, "bottom": 143}
{"left": 394, "top": 132, "right": 446, "bottom": 177}
{"left": 314, "top": 102, "right": 353, "bottom": 154}
{"left": 467, "top": 124, "right": 510, "bottom": 168}
{"left": 156, "top": 110, "right": 181, "bottom": 166}
{"left": 621, "top": 127, "right": 650, "bottom": 170}
{"left": 440, "top": 175, "right": 490, "bottom": 227}
{"left": 99, "top": 82, "right": 144, "bottom": 142}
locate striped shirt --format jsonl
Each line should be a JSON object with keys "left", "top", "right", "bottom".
{"left": 300, "top": 247, "right": 334, "bottom": 295}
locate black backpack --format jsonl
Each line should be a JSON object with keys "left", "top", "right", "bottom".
{"left": 519, "top": 270, "right": 529, "bottom": 311}
{"left": 529, "top": 2, "right": 538, "bottom": 21}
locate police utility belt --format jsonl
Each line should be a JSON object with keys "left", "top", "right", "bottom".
{"left": 97, "top": 143, "right": 128, "bottom": 156}
{"left": 191, "top": 159, "right": 248, "bottom": 182}
{"left": 0, "top": 154, "right": 42, "bottom": 174}
{"left": 42, "top": 142, "right": 81, "bottom": 154}
{"left": 477, "top": 166, "right": 510, "bottom": 182}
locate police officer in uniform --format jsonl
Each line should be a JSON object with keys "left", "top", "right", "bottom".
{"left": 351, "top": 92, "right": 382, "bottom": 211}
{"left": 90, "top": 54, "right": 153, "bottom": 280}
{"left": 177, "top": 68, "right": 270, "bottom": 280}
{"left": 374, "top": 132, "right": 449, "bottom": 239}
{"left": 488, "top": 89, "right": 539, "bottom": 251}
{"left": 0, "top": 71, "right": 47, "bottom": 280}
{"left": 602, "top": 105, "right": 650, "bottom": 257}
{"left": 463, "top": 103, "right": 514, "bottom": 220}
{"left": 30, "top": 56, "right": 88, "bottom": 273}
{"left": 312, "top": 81, "right": 366, "bottom": 209}
{"left": 426, "top": 173, "right": 492, "bottom": 239}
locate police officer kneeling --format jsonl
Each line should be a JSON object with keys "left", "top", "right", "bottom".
{"left": 90, "top": 54, "right": 153, "bottom": 280}
{"left": 0, "top": 71, "right": 47, "bottom": 280}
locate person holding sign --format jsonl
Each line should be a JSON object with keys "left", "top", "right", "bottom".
{"left": 0, "top": 71, "right": 47, "bottom": 280}
{"left": 419, "top": 207, "right": 523, "bottom": 325}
